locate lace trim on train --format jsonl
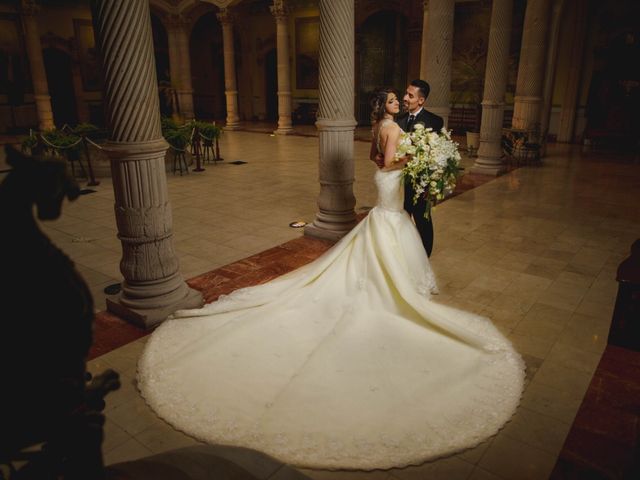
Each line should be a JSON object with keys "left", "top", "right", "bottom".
{"left": 138, "top": 321, "right": 525, "bottom": 470}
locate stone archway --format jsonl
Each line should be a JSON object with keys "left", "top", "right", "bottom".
{"left": 42, "top": 48, "right": 77, "bottom": 127}
{"left": 356, "top": 10, "right": 408, "bottom": 125}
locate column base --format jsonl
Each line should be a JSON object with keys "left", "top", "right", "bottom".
{"left": 469, "top": 162, "right": 506, "bottom": 176}
{"left": 107, "top": 286, "right": 203, "bottom": 329}
{"left": 274, "top": 127, "right": 294, "bottom": 135}
{"left": 304, "top": 220, "right": 356, "bottom": 242}
{"left": 224, "top": 123, "right": 240, "bottom": 131}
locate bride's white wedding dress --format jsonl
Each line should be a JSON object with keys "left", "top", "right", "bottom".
{"left": 138, "top": 130, "right": 525, "bottom": 470}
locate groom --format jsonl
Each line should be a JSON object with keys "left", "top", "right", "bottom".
{"left": 393, "top": 79, "right": 444, "bottom": 257}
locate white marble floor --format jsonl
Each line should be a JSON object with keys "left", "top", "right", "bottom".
{"left": 21, "top": 132, "right": 640, "bottom": 478}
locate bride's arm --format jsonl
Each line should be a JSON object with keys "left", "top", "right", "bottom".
{"left": 369, "top": 134, "right": 378, "bottom": 161}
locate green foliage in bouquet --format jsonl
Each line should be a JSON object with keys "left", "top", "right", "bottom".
{"left": 397, "top": 124, "right": 462, "bottom": 218}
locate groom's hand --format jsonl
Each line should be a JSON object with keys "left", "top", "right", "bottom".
{"left": 371, "top": 153, "right": 385, "bottom": 169}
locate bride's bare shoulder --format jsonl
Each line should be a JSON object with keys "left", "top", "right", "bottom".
{"left": 378, "top": 119, "right": 400, "bottom": 134}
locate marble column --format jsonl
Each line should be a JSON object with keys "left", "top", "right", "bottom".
{"left": 422, "top": 0, "right": 454, "bottom": 126}
{"left": 21, "top": 0, "right": 53, "bottom": 131}
{"left": 512, "top": 0, "right": 551, "bottom": 132}
{"left": 271, "top": 0, "right": 293, "bottom": 134}
{"left": 217, "top": 8, "right": 240, "bottom": 130}
{"left": 419, "top": 0, "right": 430, "bottom": 80}
{"left": 167, "top": 16, "right": 194, "bottom": 120}
{"left": 304, "top": 0, "right": 357, "bottom": 241}
{"left": 470, "top": 0, "right": 514, "bottom": 176}
{"left": 90, "top": 0, "right": 202, "bottom": 328}
{"left": 539, "top": 0, "right": 565, "bottom": 154}
{"left": 556, "top": 0, "right": 588, "bottom": 143}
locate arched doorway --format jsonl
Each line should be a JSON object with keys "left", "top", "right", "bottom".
{"left": 150, "top": 13, "right": 171, "bottom": 117}
{"left": 356, "top": 11, "right": 408, "bottom": 125}
{"left": 265, "top": 48, "right": 277, "bottom": 122}
{"left": 43, "top": 48, "right": 77, "bottom": 127}
{"left": 190, "top": 12, "right": 225, "bottom": 120}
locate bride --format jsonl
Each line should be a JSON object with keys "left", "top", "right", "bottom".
{"left": 137, "top": 88, "right": 525, "bottom": 470}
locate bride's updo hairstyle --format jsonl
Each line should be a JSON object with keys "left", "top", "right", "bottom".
{"left": 370, "top": 87, "right": 396, "bottom": 124}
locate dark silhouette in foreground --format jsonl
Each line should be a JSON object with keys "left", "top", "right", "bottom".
{"left": 0, "top": 145, "right": 119, "bottom": 480}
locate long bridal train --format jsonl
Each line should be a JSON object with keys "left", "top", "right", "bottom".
{"left": 138, "top": 170, "right": 525, "bottom": 470}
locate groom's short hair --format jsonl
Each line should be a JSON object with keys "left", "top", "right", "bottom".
{"left": 410, "top": 79, "right": 431, "bottom": 100}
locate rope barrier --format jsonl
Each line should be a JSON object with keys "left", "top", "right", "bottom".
{"left": 39, "top": 134, "right": 83, "bottom": 150}
{"left": 84, "top": 137, "right": 104, "bottom": 150}
{"left": 168, "top": 144, "right": 187, "bottom": 153}
{"left": 198, "top": 132, "right": 220, "bottom": 142}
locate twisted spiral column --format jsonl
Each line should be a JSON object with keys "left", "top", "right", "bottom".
{"left": 218, "top": 9, "right": 240, "bottom": 130}
{"left": 21, "top": 0, "right": 53, "bottom": 131}
{"left": 471, "top": 0, "right": 514, "bottom": 176}
{"left": 91, "top": 0, "right": 202, "bottom": 327}
{"left": 304, "top": 0, "right": 357, "bottom": 241}
{"left": 512, "top": 0, "right": 551, "bottom": 131}
{"left": 556, "top": 0, "right": 588, "bottom": 143}
{"left": 167, "top": 15, "right": 195, "bottom": 120}
{"left": 539, "top": 0, "right": 565, "bottom": 154}
{"left": 271, "top": 0, "right": 293, "bottom": 134}
{"left": 419, "top": 0, "right": 430, "bottom": 80}
{"left": 423, "top": 0, "right": 454, "bottom": 126}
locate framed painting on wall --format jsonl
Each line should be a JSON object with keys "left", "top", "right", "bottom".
{"left": 73, "top": 19, "right": 101, "bottom": 91}
{"left": 295, "top": 16, "right": 319, "bottom": 90}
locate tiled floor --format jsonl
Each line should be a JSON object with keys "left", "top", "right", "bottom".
{"left": 5, "top": 130, "right": 639, "bottom": 479}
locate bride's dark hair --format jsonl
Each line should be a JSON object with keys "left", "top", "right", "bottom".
{"left": 369, "top": 87, "right": 397, "bottom": 124}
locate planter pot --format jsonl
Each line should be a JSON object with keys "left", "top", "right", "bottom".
{"left": 466, "top": 131, "right": 480, "bottom": 156}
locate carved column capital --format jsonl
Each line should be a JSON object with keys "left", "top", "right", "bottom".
{"left": 270, "top": 0, "right": 290, "bottom": 21}
{"left": 165, "top": 14, "right": 190, "bottom": 32}
{"left": 217, "top": 8, "right": 235, "bottom": 26}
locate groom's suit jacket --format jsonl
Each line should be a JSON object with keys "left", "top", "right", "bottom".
{"left": 397, "top": 109, "right": 444, "bottom": 133}
{"left": 396, "top": 108, "right": 443, "bottom": 258}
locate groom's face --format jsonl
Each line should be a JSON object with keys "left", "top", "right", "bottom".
{"left": 403, "top": 85, "right": 425, "bottom": 114}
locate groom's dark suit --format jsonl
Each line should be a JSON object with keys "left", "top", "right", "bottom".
{"left": 397, "top": 108, "right": 444, "bottom": 257}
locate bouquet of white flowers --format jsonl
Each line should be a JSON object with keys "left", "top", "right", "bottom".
{"left": 395, "top": 123, "right": 461, "bottom": 218}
